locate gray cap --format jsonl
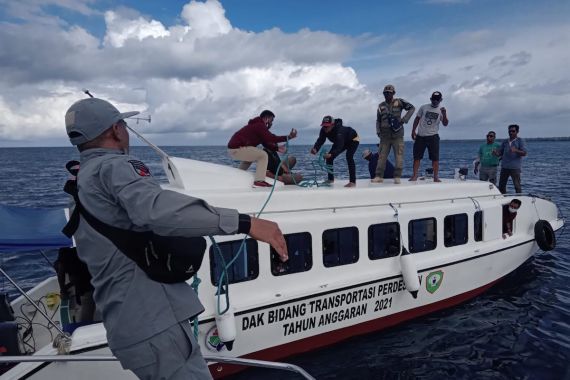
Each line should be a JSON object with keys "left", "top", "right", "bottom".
{"left": 65, "top": 98, "right": 139, "bottom": 145}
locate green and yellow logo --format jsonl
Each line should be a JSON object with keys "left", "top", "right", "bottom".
{"left": 426, "top": 270, "right": 444, "bottom": 294}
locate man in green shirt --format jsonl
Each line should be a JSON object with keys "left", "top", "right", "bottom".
{"left": 474, "top": 131, "right": 501, "bottom": 185}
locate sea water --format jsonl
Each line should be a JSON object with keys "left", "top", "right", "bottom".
{"left": 0, "top": 140, "right": 568, "bottom": 379}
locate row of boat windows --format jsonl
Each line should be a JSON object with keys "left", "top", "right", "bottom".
{"left": 210, "top": 211, "right": 484, "bottom": 286}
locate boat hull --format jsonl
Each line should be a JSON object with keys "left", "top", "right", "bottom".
{"left": 202, "top": 239, "right": 537, "bottom": 378}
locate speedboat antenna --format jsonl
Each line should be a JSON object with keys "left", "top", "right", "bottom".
{"left": 126, "top": 123, "right": 169, "bottom": 161}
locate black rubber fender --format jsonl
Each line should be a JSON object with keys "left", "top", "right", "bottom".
{"left": 534, "top": 220, "right": 556, "bottom": 251}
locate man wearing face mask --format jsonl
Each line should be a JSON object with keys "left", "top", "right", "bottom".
{"left": 409, "top": 91, "right": 449, "bottom": 182}
{"left": 371, "top": 84, "right": 415, "bottom": 184}
{"left": 503, "top": 199, "right": 521, "bottom": 238}
{"left": 228, "top": 110, "right": 297, "bottom": 188}
{"left": 65, "top": 98, "right": 288, "bottom": 379}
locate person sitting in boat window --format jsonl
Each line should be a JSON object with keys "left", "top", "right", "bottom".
{"left": 310, "top": 116, "right": 360, "bottom": 188}
{"left": 362, "top": 145, "right": 394, "bottom": 179}
{"left": 228, "top": 110, "right": 298, "bottom": 188}
{"left": 502, "top": 199, "right": 521, "bottom": 238}
{"left": 263, "top": 147, "right": 303, "bottom": 185}
{"left": 64, "top": 97, "right": 289, "bottom": 380}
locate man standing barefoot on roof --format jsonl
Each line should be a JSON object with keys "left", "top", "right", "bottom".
{"left": 409, "top": 91, "right": 449, "bottom": 182}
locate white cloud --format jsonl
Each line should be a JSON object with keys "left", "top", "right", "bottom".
{"left": 104, "top": 10, "right": 170, "bottom": 48}
{"left": 181, "top": 0, "right": 232, "bottom": 38}
{"left": 0, "top": 0, "right": 569, "bottom": 147}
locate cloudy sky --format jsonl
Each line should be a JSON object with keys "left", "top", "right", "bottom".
{"left": 0, "top": 0, "right": 568, "bottom": 147}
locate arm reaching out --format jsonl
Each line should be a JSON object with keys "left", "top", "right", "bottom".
{"left": 249, "top": 217, "right": 288, "bottom": 261}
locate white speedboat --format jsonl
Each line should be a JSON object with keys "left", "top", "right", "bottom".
{"left": 0, "top": 147, "right": 563, "bottom": 379}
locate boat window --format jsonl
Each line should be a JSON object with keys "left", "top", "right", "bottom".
{"left": 408, "top": 218, "right": 437, "bottom": 253}
{"left": 474, "top": 211, "right": 483, "bottom": 242}
{"left": 270, "top": 232, "right": 313, "bottom": 276}
{"left": 368, "top": 222, "right": 400, "bottom": 260}
{"left": 322, "top": 227, "right": 359, "bottom": 267}
{"left": 444, "top": 213, "right": 468, "bottom": 247}
{"left": 210, "top": 239, "right": 259, "bottom": 286}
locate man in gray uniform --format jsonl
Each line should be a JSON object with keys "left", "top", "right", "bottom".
{"left": 64, "top": 97, "right": 288, "bottom": 379}
{"left": 371, "top": 84, "right": 415, "bottom": 184}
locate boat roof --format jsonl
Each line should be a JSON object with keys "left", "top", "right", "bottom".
{"left": 162, "top": 157, "right": 502, "bottom": 214}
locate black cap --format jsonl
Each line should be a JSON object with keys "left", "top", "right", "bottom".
{"left": 430, "top": 91, "right": 442, "bottom": 101}
{"left": 321, "top": 115, "right": 334, "bottom": 126}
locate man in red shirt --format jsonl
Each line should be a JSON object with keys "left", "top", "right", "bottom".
{"left": 228, "top": 110, "right": 297, "bottom": 187}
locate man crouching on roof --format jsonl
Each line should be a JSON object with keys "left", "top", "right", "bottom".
{"left": 228, "top": 110, "right": 298, "bottom": 188}
{"left": 65, "top": 97, "right": 288, "bottom": 380}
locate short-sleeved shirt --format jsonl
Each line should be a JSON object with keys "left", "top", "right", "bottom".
{"left": 478, "top": 142, "right": 501, "bottom": 167}
{"left": 498, "top": 138, "right": 527, "bottom": 170}
{"left": 416, "top": 104, "right": 445, "bottom": 136}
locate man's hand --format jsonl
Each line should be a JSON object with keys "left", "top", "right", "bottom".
{"left": 277, "top": 145, "right": 287, "bottom": 153}
{"left": 474, "top": 161, "right": 479, "bottom": 175}
{"left": 510, "top": 146, "right": 517, "bottom": 153}
{"left": 288, "top": 128, "right": 298, "bottom": 139}
{"left": 411, "top": 130, "right": 417, "bottom": 140}
{"left": 323, "top": 153, "right": 332, "bottom": 159}
{"left": 440, "top": 107, "right": 446, "bottom": 114}
{"left": 310, "top": 148, "right": 317, "bottom": 155}
{"left": 249, "top": 217, "right": 288, "bottom": 261}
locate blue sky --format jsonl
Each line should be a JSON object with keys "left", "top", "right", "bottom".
{"left": 0, "top": 0, "right": 568, "bottom": 146}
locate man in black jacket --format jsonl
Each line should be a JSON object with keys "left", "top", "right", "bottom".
{"left": 311, "top": 116, "right": 359, "bottom": 187}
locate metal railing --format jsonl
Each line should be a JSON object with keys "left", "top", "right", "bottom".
{"left": 0, "top": 354, "right": 316, "bottom": 380}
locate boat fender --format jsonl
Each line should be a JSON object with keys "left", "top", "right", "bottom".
{"left": 400, "top": 248, "right": 420, "bottom": 299}
{"left": 534, "top": 220, "right": 556, "bottom": 251}
{"left": 214, "top": 295, "right": 236, "bottom": 351}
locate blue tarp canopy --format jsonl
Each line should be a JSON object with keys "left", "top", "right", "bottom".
{"left": 0, "top": 204, "right": 72, "bottom": 252}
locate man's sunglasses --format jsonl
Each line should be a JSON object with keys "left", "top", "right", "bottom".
{"left": 509, "top": 130, "right": 517, "bottom": 133}
{"left": 487, "top": 135, "right": 495, "bottom": 138}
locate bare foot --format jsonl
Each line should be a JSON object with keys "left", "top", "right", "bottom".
{"left": 434, "top": 177, "right": 442, "bottom": 182}
{"left": 409, "top": 176, "right": 418, "bottom": 181}
{"left": 344, "top": 182, "right": 356, "bottom": 188}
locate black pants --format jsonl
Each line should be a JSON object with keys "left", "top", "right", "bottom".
{"left": 498, "top": 168, "right": 522, "bottom": 194}
{"left": 326, "top": 140, "right": 359, "bottom": 183}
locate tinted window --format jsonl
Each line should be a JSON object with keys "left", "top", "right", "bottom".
{"left": 474, "top": 211, "right": 483, "bottom": 242}
{"left": 210, "top": 239, "right": 259, "bottom": 286}
{"left": 368, "top": 223, "right": 400, "bottom": 260}
{"left": 444, "top": 214, "right": 468, "bottom": 247}
{"left": 271, "top": 232, "right": 312, "bottom": 276}
{"left": 408, "top": 218, "right": 437, "bottom": 253}
{"left": 322, "top": 227, "right": 359, "bottom": 267}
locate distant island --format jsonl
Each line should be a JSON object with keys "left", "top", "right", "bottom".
{"left": 440, "top": 136, "right": 570, "bottom": 143}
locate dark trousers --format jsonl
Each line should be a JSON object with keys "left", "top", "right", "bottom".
{"left": 326, "top": 140, "right": 359, "bottom": 183}
{"left": 498, "top": 168, "right": 522, "bottom": 194}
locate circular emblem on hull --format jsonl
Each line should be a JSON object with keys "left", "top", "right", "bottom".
{"left": 205, "top": 326, "right": 227, "bottom": 352}
{"left": 426, "top": 270, "right": 444, "bottom": 294}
